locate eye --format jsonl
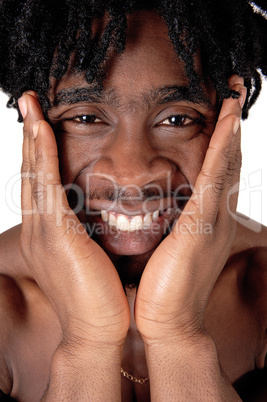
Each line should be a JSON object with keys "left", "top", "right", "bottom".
{"left": 71, "top": 115, "right": 102, "bottom": 124}
{"left": 160, "top": 114, "right": 197, "bottom": 127}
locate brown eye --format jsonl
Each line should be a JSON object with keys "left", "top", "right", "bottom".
{"left": 161, "top": 115, "right": 193, "bottom": 126}
{"left": 73, "top": 115, "right": 102, "bottom": 124}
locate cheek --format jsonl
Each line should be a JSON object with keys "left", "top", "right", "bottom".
{"left": 56, "top": 136, "right": 100, "bottom": 185}
{"left": 172, "top": 135, "right": 210, "bottom": 186}
{"left": 56, "top": 132, "right": 210, "bottom": 191}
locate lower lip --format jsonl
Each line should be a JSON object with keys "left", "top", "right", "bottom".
{"left": 85, "top": 211, "right": 176, "bottom": 255}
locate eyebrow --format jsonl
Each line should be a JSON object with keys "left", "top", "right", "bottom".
{"left": 146, "top": 86, "right": 212, "bottom": 109}
{"left": 53, "top": 85, "right": 113, "bottom": 106}
{"left": 52, "top": 84, "right": 213, "bottom": 111}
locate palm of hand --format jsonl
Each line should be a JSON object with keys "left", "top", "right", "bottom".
{"left": 135, "top": 78, "right": 245, "bottom": 344}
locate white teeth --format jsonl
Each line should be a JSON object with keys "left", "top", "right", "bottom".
{"left": 117, "top": 215, "right": 130, "bottom": 231}
{"left": 143, "top": 212, "right": 153, "bottom": 227}
{"left": 100, "top": 210, "right": 160, "bottom": 231}
{"left": 153, "top": 210, "right": 159, "bottom": 221}
{"left": 129, "top": 215, "right": 143, "bottom": 232}
{"left": 101, "top": 210, "right": 109, "bottom": 222}
{"left": 108, "top": 213, "right": 117, "bottom": 227}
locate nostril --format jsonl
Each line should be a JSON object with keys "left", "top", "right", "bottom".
{"left": 91, "top": 146, "right": 176, "bottom": 187}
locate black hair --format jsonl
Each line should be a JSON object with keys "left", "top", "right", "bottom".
{"left": 0, "top": 0, "right": 266, "bottom": 120}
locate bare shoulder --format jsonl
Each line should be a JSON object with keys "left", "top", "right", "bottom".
{"left": 234, "top": 213, "right": 267, "bottom": 250}
{"left": 235, "top": 216, "right": 267, "bottom": 361}
{"left": 0, "top": 273, "right": 59, "bottom": 400}
{"left": 220, "top": 217, "right": 267, "bottom": 399}
{"left": 0, "top": 274, "right": 25, "bottom": 395}
{"left": 235, "top": 215, "right": 267, "bottom": 285}
{"left": 245, "top": 245, "right": 267, "bottom": 301}
{"left": 0, "top": 225, "right": 38, "bottom": 335}
{"left": 232, "top": 216, "right": 267, "bottom": 308}
{"left": 0, "top": 225, "right": 27, "bottom": 277}
{"left": 0, "top": 225, "right": 26, "bottom": 395}
{"left": 0, "top": 226, "right": 61, "bottom": 400}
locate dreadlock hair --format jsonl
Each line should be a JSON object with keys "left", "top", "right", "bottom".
{"left": 0, "top": 0, "right": 266, "bottom": 120}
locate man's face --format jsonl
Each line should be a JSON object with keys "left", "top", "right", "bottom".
{"left": 48, "top": 11, "right": 217, "bottom": 264}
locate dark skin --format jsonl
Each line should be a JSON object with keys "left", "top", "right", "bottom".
{"left": 0, "top": 11, "right": 267, "bottom": 401}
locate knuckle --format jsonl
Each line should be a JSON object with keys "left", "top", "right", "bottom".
{"left": 21, "top": 160, "right": 30, "bottom": 175}
{"left": 21, "top": 173, "right": 30, "bottom": 188}
{"left": 35, "top": 146, "right": 45, "bottom": 166}
{"left": 235, "top": 150, "right": 242, "bottom": 170}
{"left": 22, "top": 125, "right": 29, "bottom": 138}
{"left": 226, "top": 149, "right": 242, "bottom": 182}
{"left": 225, "top": 159, "right": 235, "bottom": 184}
{"left": 212, "top": 172, "right": 225, "bottom": 195}
{"left": 32, "top": 180, "right": 47, "bottom": 205}
{"left": 23, "top": 124, "right": 32, "bottom": 140}
{"left": 219, "top": 146, "right": 230, "bottom": 164}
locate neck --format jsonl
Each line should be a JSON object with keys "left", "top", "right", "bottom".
{"left": 0, "top": 224, "right": 32, "bottom": 279}
{"left": 121, "top": 288, "right": 148, "bottom": 379}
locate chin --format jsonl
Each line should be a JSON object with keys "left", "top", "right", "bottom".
{"left": 106, "top": 247, "right": 157, "bottom": 290}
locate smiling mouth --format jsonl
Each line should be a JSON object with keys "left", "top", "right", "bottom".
{"left": 100, "top": 209, "right": 170, "bottom": 232}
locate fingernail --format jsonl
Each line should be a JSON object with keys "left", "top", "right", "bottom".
{"left": 229, "top": 75, "right": 244, "bottom": 88}
{"left": 24, "top": 90, "right": 39, "bottom": 99}
{"left": 238, "top": 86, "right": 247, "bottom": 109}
{"left": 233, "top": 118, "right": 240, "bottom": 135}
{"left": 234, "top": 76, "right": 244, "bottom": 86}
{"left": 238, "top": 95, "right": 245, "bottom": 109}
{"left": 33, "top": 122, "right": 39, "bottom": 139}
{"left": 18, "top": 97, "right": 27, "bottom": 119}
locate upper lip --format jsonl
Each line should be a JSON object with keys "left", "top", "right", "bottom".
{"left": 85, "top": 197, "right": 176, "bottom": 216}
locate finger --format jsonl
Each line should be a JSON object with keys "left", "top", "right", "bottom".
{"left": 225, "top": 126, "right": 242, "bottom": 217}
{"left": 23, "top": 95, "right": 78, "bottom": 230}
{"left": 19, "top": 91, "right": 43, "bottom": 174}
{"left": 232, "top": 126, "right": 242, "bottom": 188}
{"left": 218, "top": 75, "right": 246, "bottom": 122}
{"left": 181, "top": 94, "right": 243, "bottom": 225}
{"left": 218, "top": 117, "right": 241, "bottom": 193}
{"left": 19, "top": 96, "right": 34, "bottom": 228}
{"left": 19, "top": 94, "right": 84, "bottom": 237}
{"left": 208, "top": 75, "right": 245, "bottom": 197}
{"left": 228, "top": 75, "right": 244, "bottom": 87}
{"left": 33, "top": 119, "right": 71, "bottom": 220}
{"left": 195, "top": 116, "right": 240, "bottom": 214}
{"left": 18, "top": 93, "right": 62, "bottom": 221}
{"left": 24, "top": 92, "right": 39, "bottom": 175}
{"left": 214, "top": 77, "right": 245, "bottom": 218}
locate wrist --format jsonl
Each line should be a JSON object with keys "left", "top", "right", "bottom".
{"left": 142, "top": 318, "right": 213, "bottom": 349}
{"left": 144, "top": 331, "right": 223, "bottom": 388}
{"left": 56, "top": 338, "right": 123, "bottom": 369}
{"left": 143, "top": 335, "right": 241, "bottom": 401}
{"left": 43, "top": 340, "right": 123, "bottom": 400}
{"left": 144, "top": 330, "right": 217, "bottom": 364}
{"left": 60, "top": 314, "right": 129, "bottom": 349}
{"left": 60, "top": 328, "right": 126, "bottom": 360}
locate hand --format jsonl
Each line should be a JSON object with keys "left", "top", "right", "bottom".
{"left": 135, "top": 76, "right": 246, "bottom": 346}
{"left": 18, "top": 92, "right": 130, "bottom": 347}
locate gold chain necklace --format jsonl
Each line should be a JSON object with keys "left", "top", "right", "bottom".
{"left": 121, "top": 367, "right": 149, "bottom": 384}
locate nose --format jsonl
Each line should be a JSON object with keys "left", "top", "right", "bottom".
{"left": 92, "top": 125, "right": 175, "bottom": 188}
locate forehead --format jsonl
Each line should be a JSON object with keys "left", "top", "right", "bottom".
{"left": 50, "top": 11, "right": 209, "bottom": 108}
{"left": 106, "top": 11, "right": 188, "bottom": 88}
